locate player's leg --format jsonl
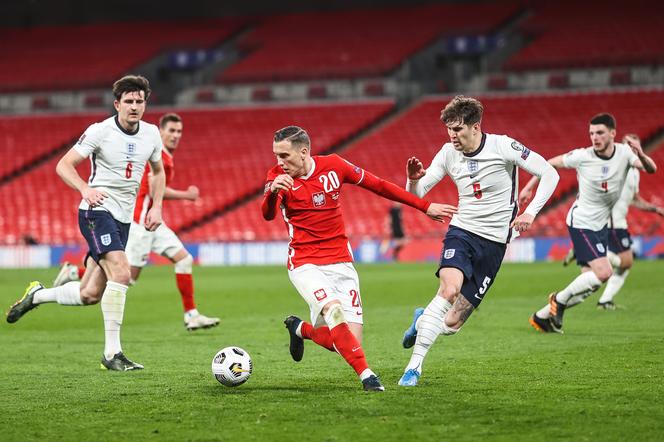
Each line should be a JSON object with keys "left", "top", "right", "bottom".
{"left": 154, "top": 224, "right": 220, "bottom": 330}
{"left": 53, "top": 261, "right": 82, "bottom": 287}
{"left": 598, "top": 230, "right": 633, "bottom": 309}
{"left": 533, "top": 227, "right": 610, "bottom": 332}
{"left": 399, "top": 268, "right": 460, "bottom": 386}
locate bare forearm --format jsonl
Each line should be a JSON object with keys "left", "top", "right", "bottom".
{"left": 638, "top": 153, "right": 657, "bottom": 173}
{"left": 150, "top": 171, "right": 166, "bottom": 207}
{"left": 162, "top": 187, "right": 190, "bottom": 200}
{"left": 56, "top": 159, "right": 88, "bottom": 193}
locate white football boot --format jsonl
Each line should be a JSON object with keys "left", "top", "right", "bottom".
{"left": 185, "top": 313, "right": 220, "bottom": 331}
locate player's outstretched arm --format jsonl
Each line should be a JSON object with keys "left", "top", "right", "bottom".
{"left": 631, "top": 193, "right": 664, "bottom": 217}
{"left": 56, "top": 148, "right": 108, "bottom": 207}
{"left": 518, "top": 154, "right": 565, "bottom": 206}
{"left": 405, "top": 156, "right": 445, "bottom": 198}
{"left": 513, "top": 151, "right": 560, "bottom": 232}
{"left": 359, "top": 170, "right": 456, "bottom": 223}
{"left": 145, "top": 159, "right": 165, "bottom": 231}
{"left": 160, "top": 185, "right": 200, "bottom": 201}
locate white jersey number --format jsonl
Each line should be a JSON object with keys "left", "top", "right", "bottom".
{"left": 319, "top": 171, "right": 340, "bottom": 193}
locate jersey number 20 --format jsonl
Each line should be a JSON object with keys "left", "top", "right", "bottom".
{"left": 319, "top": 171, "right": 340, "bottom": 192}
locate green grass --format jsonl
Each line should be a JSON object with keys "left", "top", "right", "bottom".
{"left": 1, "top": 261, "right": 663, "bottom": 441}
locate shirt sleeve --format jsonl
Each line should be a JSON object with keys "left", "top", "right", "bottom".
{"left": 626, "top": 147, "right": 640, "bottom": 167}
{"left": 406, "top": 148, "right": 447, "bottom": 198}
{"left": 562, "top": 148, "right": 586, "bottom": 169}
{"left": 261, "top": 170, "right": 284, "bottom": 221}
{"left": 150, "top": 127, "right": 163, "bottom": 163}
{"left": 73, "top": 123, "right": 104, "bottom": 158}
{"left": 333, "top": 155, "right": 365, "bottom": 184}
{"left": 502, "top": 136, "right": 559, "bottom": 217}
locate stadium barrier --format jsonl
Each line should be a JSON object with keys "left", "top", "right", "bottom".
{"left": 0, "top": 237, "right": 663, "bottom": 268}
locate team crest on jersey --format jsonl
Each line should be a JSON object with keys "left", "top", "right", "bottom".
{"left": 312, "top": 192, "right": 326, "bottom": 207}
{"left": 621, "top": 237, "right": 630, "bottom": 248}
{"left": 511, "top": 141, "right": 526, "bottom": 151}
{"left": 444, "top": 249, "right": 455, "bottom": 259}
{"left": 127, "top": 142, "right": 136, "bottom": 155}
{"left": 100, "top": 234, "right": 112, "bottom": 246}
{"left": 596, "top": 243, "right": 606, "bottom": 253}
{"left": 314, "top": 288, "right": 327, "bottom": 301}
{"left": 77, "top": 134, "right": 86, "bottom": 145}
{"left": 601, "top": 166, "right": 609, "bottom": 177}
{"left": 467, "top": 160, "right": 478, "bottom": 173}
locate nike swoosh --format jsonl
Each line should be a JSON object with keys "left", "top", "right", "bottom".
{"left": 352, "top": 347, "right": 361, "bottom": 352}
{"left": 292, "top": 186, "right": 302, "bottom": 191}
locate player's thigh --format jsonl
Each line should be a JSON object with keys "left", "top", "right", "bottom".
{"left": 152, "top": 223, "right": 185, "bottom": 260}
{"left": 288, "top": 264, "right": 340, "bottom": 327}
{"left": 321, "top": 263, "right": 363, "bottom": 326}
{"left": 125, "top": 222, "right": 152, "bottom": 268}
{"left": 438, "top": 267, "right": 465, "bottom": 301}
{"left": 99, "top": 251, "right": 131, "bottom": 284}
{"left": 79, "top": 259, "right": 107, "bottom": 303}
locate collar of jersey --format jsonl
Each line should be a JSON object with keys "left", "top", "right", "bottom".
{"left": 300, "top": 157, "right": 317, "bottom": 180}
{"left": 593, "top": 143, "right": 617, "bottom": 161}
{"left": 463, "top": 132, "right": 486, "bottom": 158}
{"left": 114, "top": 115, "right": 140, "bottom": 136}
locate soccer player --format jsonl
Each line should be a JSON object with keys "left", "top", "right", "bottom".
{"left": 6, "top": 75, "right": 165, "bottom": 371}
{"left": 397, "top": 95, "right": 559, "bottom": 387}
{"left": 523, "top": 115, "right": 657, "bottom": 333}
{"left": 262, "top": 125, "right": 457, "bottom": 392}
{"left": 54, "top": 113, "right": 220, "bottom": 331}
{"left": 557, "top": 134, "right": 664, "bottom": 310}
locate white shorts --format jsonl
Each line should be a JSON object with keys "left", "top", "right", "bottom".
{"left": 125, "top": 221, "right": 185, "bottom": 267}
{"left": 288, "top": 262, "right": 363, "bottom": 327}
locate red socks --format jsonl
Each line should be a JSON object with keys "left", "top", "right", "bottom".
{"left": 77, "top": 267, "right": 85, "bottom": 279}
{"left": 175, "top": 273, "right": 196, "bottom": 312}
{"left": 329, "top": 323, "right": 368, "bottom": 376}
{"left": 300, "top": 322, "right": 335, "bottom": 351}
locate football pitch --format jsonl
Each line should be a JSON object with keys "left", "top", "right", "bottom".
{"left": 1, "top": 261, "right": 663, "bottom": 441}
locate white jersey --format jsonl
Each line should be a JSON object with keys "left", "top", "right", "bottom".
{"left": 564, "top": 143, "right": 639, "bottom": 231}
{"left": 74, "top": 116, "right": 163, "bottom": 223}
{"left": 408, "top": 133, "right": 557, "bottom": 243}
{"left": 609, "top": 167, "right": 640, "bottom": 230}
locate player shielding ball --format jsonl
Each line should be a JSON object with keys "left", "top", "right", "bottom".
{"left": 6, "top": 75, "right": 165, "bottom": 371}
{"left": 522, "top": 114, "right": 657, "bottom": 333}
{"left": 262, "top": 126, "right": 456, "bottom": 391}
{"left": 398, "top": 96, "right": 559, "bottom": 387}
{"left": 54, "top": 113, "right": 220, "bottom": 331}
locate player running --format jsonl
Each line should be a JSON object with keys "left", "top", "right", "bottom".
{"left": 398, "top": 95, "right": 559, "bottom": 387}
{"left": 262, "top": 125, "right": 456, "bottom": 392}
{"left": 6, "top": 75, "right": 165, "bottom": 371}
{"left": 54, "top": 113, "right": 220, "bottom": 331}
{"left": 523, "top": 115, "right": 657, "bottom": 333}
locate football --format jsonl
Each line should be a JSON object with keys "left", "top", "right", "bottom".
{"left": 211, "top": 346, "right": 253, "bottom": 387}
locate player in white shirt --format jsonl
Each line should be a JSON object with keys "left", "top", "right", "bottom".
{"left": 398, "top": 96, "right": 559, "bottom": 387}
{"left": 6, "top": 76, "right": 166, "bottom": 371}
{"left": 522, "top": 114, "right": 657, "bottom": 333}
{"left": 563, "top": 134, "right": 664, "bottom": 310}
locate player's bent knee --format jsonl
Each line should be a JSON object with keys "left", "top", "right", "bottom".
{"left": 596, "top": 268, "right": 613, "bottom": 283}
{"left": 440, "top": 320, "right": 460, "bottom": 336}
{"left": 174, "top": 253, "right": 193, "bottom": 274}
{"left": 322, "top": 302, "right": 346, "bottom": 328}
{"left": 79, "top": 289, "right": 102, "bottom": 305}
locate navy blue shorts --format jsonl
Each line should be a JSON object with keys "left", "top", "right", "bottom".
{"left": 608, "top": 228, "right": 632, "bottom": 253}
{"left": 436, "top": 226, "right": 506, "bottom": 307}
{"left": 78, "top": 209, "right": 130, "bottom": 263}
{"left": 568, "top": 225, "right": 608, "bottom": 267}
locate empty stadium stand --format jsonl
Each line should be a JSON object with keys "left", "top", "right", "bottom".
{"left": 0, "top": 18, "right": 245, "bottom": 92}
{"left": 506, "top": 0, "right": 664, "bottom": 71}
{"left": 218, "top": 3, "right": 521, "bottom": 83}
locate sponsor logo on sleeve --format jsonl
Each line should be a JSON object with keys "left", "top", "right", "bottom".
{"left": 521, "top": 148, "right": 531, "bottom": 160}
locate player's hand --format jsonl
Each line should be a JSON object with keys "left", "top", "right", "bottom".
{"left": 407, "top": 157, "right": 426, "bottom": 181}
{"left": 511, "top": 213, "right": 535, "bottom": 232}
{"left": 625, "top": 134, "right": 644, "bottom": 156}
{"left": 518, "top": 188, "right": 533, "bottom": 207}
{"left": 426, "top": 203, "right": 457, "bottom": 223}
{"left": 81, "top": 186, "right": 108, "bottom": 207}
{"left": 270, "top": 174, "right": 294, "bottom": 193}
{"left": 144, "top": 206, "right": 163, "bottom": 232}
{"left": 186, "top": 185, "right": 200, "bottom": 201}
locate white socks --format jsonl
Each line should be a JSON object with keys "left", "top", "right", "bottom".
{"left": 101, "top": 281, "right": 128, "bottom": 360}
{"left": 405, "top": 295, "right": 452, "bottom": 373}
{"left": 555, "top": 271, "right": 602, "bottom": 304}
{"left": 598, "top": 269, "right": 629, "bottom": 304}
{"left": 33, "top": 282, "right": 83, "bottom": 305}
